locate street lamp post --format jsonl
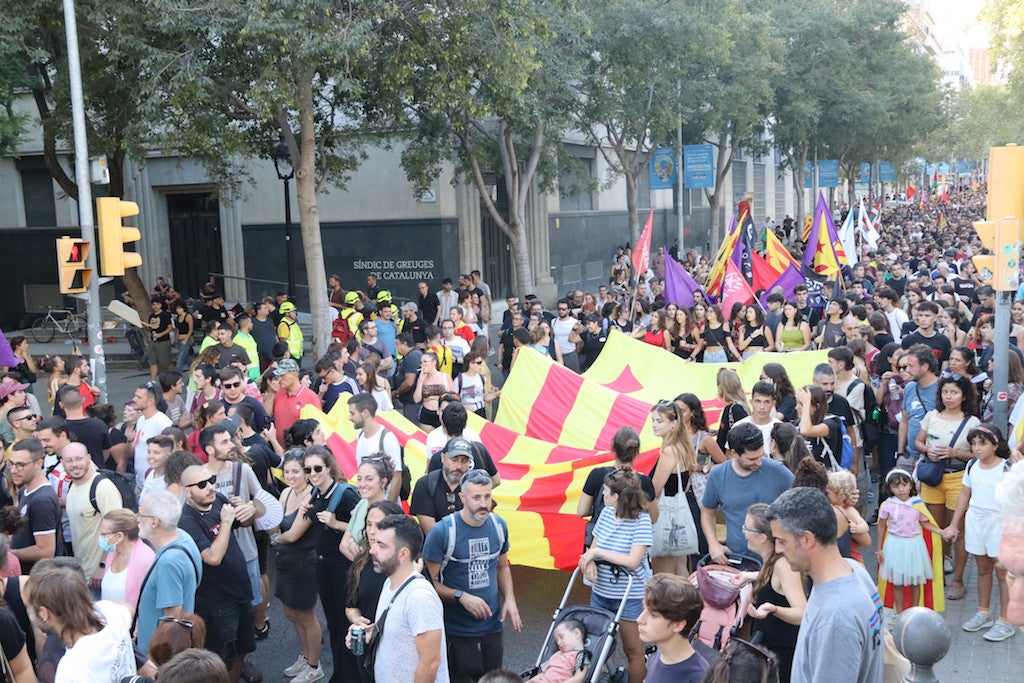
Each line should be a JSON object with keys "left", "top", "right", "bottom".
{"left": 272, "top": 137, "right": 295, "bottom": 300}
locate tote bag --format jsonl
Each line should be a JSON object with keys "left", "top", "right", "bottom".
{"left": 651, "top": 461, "right": 699, "bottom": 557}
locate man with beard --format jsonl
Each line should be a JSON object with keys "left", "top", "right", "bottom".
{"left": 423, "top": 469, "right": 521, "bottom": 683}
{"left": 8, "top": 437, "right": 60, "bottom": 572}
{"left": 409, "top": 438, "right": 475, "bottom": 534}
{"left": 353, "top": 514, "right": 446, "bottom": 682}
{"left": 133, "top": 489, "right": 202, "bottom": 653}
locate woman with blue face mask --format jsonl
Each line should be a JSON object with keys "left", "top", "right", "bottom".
{"left": 99, "top": 508, "right": 155, "bottom": 605}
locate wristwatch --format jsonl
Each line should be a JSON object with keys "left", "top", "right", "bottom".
{"left": 454, "top": 590, "right": 464, "bottom": 601}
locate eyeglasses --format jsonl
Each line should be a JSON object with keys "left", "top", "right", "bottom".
{"left": 222, "top": 381, "right": 242, "bottom": 389}
{"left": 7, "top": 460, "right": 36, "bottom": 470}
{"left": 741, "top": 525, "right": 769, "bottom": 538}
{"left": 185, "top": 475, "right": 217, "bottom": 489}
{"left": 158, "top": 616, "right": 195, "bottom": 629}
{"left": 459, "top": 468, "right": 492, "bottom": 488}
{"left": 304, "top": 465, "right": 325, "bottom": 474}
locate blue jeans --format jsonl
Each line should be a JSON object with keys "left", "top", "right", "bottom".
{"left": 176, "top": 340, "right": 195, "bottom": 373}
{"left": 703, "top": 348, "right": 728, "bottom": 363}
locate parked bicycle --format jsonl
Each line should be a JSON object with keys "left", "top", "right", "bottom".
{"left": 31, "top": 307, "right": 87, "bottom": 343}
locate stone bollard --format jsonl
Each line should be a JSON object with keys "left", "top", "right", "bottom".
{"left": 891, "top": 607, "right": 952, "bottom": 683}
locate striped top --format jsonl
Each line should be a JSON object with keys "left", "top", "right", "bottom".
{"left": 591, "top": 507, "right": 652, "bottom": 600}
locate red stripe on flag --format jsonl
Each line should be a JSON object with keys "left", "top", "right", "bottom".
{"left": 523, "top": 366, "right": 585, "bottom": 442}
{"left": 540, "top": 513, "right": 587, "bottom": 570}
{"left": 596, "top": 393, "right": 657, "bottom": 449}
{"left": 327, "top": 432, "right": 357, "bottom": 478}
{"left": 476, "top": 422, "right": 521, "bottom": 465}
{"left": 601, "top": 365, "right": 645, "bottom": 394}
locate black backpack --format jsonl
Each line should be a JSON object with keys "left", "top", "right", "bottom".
{"left": 846, "top": 378, "right": 882, "bottom": 447}
{"left": 90, "top": 470, "right": 138, "bottom": 513}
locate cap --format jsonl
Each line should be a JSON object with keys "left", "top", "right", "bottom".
{"left": 376, "top": 290, "right": 392, "bottom": 303}
{"left": 273, "top": 358, "right": 301, "bottom": 376}
{"left": 0, "top": 382, "right": 29, "bottom": 399}
{"left": 279, "top": 302, "right": 296, "bottom": 313}
{"left": 916, "top": 269, "right": 930, "bottom": 278}
{"left": 443, "top": 437, "right": 476, "bottom": 462}
{"left": 937, "top": 261, "right": 949, "bottom": 270}
{"left": 401, "top": 301, "right": 418, "bottom": 313}
{"left": 344, "top": 291, "right": 359, "bottom": 305}
{"left": 220, "top": 414, "right": 241, "bottom": 437}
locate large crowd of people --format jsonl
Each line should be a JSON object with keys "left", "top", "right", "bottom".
{"left": 0, "top": 185, "right": 1022, "bottom": 683}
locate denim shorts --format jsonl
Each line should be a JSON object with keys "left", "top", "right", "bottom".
{"left": 246, "top": 557, "right": 263, "bottom": 607}
{"left": 591, "top": 592, "right": 643, "bottom": 622}
{"left": 703, "top": 349, "right": 728, "bottom": 364}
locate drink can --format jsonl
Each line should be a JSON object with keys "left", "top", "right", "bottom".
{"left": 351, "top": 626, "right": 365, "bottom": 656}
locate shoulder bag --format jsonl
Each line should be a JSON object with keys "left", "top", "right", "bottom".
{"left": 650, "top": 460, "right": 698, "bottom": 557}
{"left": 915, "top": 416, "right": 970, "bottom": 487}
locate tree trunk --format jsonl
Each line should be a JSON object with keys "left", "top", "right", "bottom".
{"left": 704, "top": 133, "right": 734, "bottom": 251}
{"left": 625, "top": 170, "right": 640, "bottom": 245}
{"left": 295, "top": 78, "right": 331, "bottom": 359}
{"left": 791, "top": 147, "right": 808, "bottom": 235}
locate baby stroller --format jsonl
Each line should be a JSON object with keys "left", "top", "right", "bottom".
{"left": 521, "top": 563, "right": 630, "bottom": 683}
{"left": 688, "top": 552, "right": 762, "bottom": 658}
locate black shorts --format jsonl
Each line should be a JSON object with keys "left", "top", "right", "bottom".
{"left": 255, "top": 529, "right": 270, "bottom": 574}
{"left": 419, "top": 406, "right": 441, "bottom": 428}
{"left": 203, "top": 601, "right": 257, "bottom": 664}
{"left": 447, "top": 631, "right": 503, "bottom": 683}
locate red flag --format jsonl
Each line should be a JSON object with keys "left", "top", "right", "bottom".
{"left": 723, "top": 258, "right": 756, "bottom": 315}
{"left": 940, "top": 184, "right": 948, "bottom": 203}
{"left": 632, "top": 210, "right": 653, "bottom": 280}
{"left": 751, "top": 251, "right": 778, "bottom": 291}
{"left": 906, "top": 183, "right": 916, "bottom": 200}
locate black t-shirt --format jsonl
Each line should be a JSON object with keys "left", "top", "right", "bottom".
{"left": 403, "top": 318, "right": 429, "bottom": 346}
{"left": 418, "top": 293, "right": 440, "bottom": 325}
{"left": 797, "top": 305, "right": 821, "bottom": 329}
{"left": 826, "top": 395, "right": 855, "bottom": 440}
{"left": 148, "top": 311, "right": 173, "bottom": 342}
{"left": 179, "top": 495, "right": 252, "bottom": 608}
{"left": 0, "top": 606, "right": 25, "bottom": 663}
{"left": 66, "top": 417, "right": 113, "bottom": 468}
{"left": 214, "top": 344, "right": 250, "bottom": 369}
{"left": 251, "top": 318, "right": 278, "bottom": 361}
{"left": 499, "top": 328, "right": 517, "bottom": 371}
{"left": 12, "top": 483, "right": 62, "bottom": 572}
{"left": 195, "top": 305, "right": 229, "bottom": 327}
{"left": 888, "top": 276, "right": 907, "bottom": 297}
{"left": 953, "top": 278, "right": 976, "bottom": 303}
{"left": 395, "top": 349, "right": 423, "bottom": 403}
{"left": 716, "top": 403, "right": 749, "bottom": 452}
{"left": 347, "top": 561, "right": 387, "bottom": 619}
{"left": 306, "top": 483, "right": 360, "bottom": 557}
{"left": 409, "top": 470, "right": 462, "bottom": 523}
{"left": 241, "top": 434, "right": 280, "bottom": 493}
{"left": 805, "top": 416, "right": 844, "bottom": 468}
{"left": 581, "top": 331, "right": 608, "bottom": 371}
{"left": 901, "top": 331, "right": 951, "bottom": 365}
{"left": 224, "top": 395, "right": 271, "bottom": 432}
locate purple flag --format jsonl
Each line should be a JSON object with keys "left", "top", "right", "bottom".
{"left": 0, "top": 330, "right": 20, "bottom": 367}
{"left": 758, "top": 264, "right": 805, "bottom": 307}
{"left": 664, "top": 254, "right": 706, "bottom": 308}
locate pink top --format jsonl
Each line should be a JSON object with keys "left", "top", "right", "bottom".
{"left": 104, "top": 538, "right": 156, "bottom": 607}
{"left": 533, "top": 650, "right": 582, "bottom": 683}
{"left": 4, "top": 554, "right": 21, "bottom": 578}
{"left": 878, "top": 497, "right": 928, "bottom": 538}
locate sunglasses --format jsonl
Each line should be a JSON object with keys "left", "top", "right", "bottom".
{"left": 445, "top": 491, "right": 458, "bottom": 514}
{"left": 185, "top": 475, "right": 217, "bottom": 490}
{"left": 303, "top": 465, "right": 325, "bottom": 474}
{"left": 158, "top": 616, "right": 195, "bottom": 629}
{"left": 222, "top": 381, "right": 242, "bottom": 389}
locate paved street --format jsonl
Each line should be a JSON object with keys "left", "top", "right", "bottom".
{"left": 10, "top": 334, "right": 1024, "bottom": 680}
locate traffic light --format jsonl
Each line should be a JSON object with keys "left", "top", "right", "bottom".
{"left": 973, "top": 218, "right": 1021, "bottom": 291}
{"left": 96, "top": 196, "right": 142, "bottom": 276}
{"left": 56, "top": 237, "right": 92, "bottom": 294}
{"left": 987, "top": 144, "right": 1024, "bottom": 222}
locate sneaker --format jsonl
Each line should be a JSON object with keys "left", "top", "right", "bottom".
{"left": 943, "top": 556, "right": 954, "bottom": 574}
{"left": 283, "top": 656, "right": 309, "bottom": 677}
{"left": 983, "top": 620, "right": 1018, "bottom": 642}
{"left": 255, "top": 619, "right": 270, "bottom": 640}
{"left": 241, "top": 659, "right": 263, "bottom": 683}
{"left": 963, "top": 611, "right": 996, "bottom": 633}
{"left": 291, "top": 664, "right": 325, "bottom": 683}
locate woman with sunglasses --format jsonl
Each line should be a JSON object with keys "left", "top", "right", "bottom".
{"left": 454, "top": 351, "right": 500, "bottom": 419}
{"left": 339, "top": 454, "right": 394, "bottom": 560}
{"left": 301, "top": 445, "right": 361, "bottom": 682}
{"left": 344, "top": 499, "right": 404, "bottom": 682}
{"left": 98, "top": 508, "right": 155, "bottom": 606}
{"left": 271, "top": 451, "right": 322, "bottom": 682}
{"left": 736, "top": 503, "right": 806, "bottom": 683}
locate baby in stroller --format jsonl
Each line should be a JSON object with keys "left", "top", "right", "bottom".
{"left": 527, "top": 618, "right": 588, "bottom": 683}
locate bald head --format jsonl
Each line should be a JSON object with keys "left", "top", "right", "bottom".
{"left": 181, "top": 465, "right": 210, "bottom": 487}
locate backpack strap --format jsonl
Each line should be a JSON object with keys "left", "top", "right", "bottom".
{"left": 89, "top": 475, "right": 101, "bottom": 515}
{"left": 326, "top": 482, "right": 353, "bottom": 514}
{"left": 439, "top": 514, "right": 505, "bottom": 583}
{"left": 231, "top": 461, "right": 242, "bottom": 498}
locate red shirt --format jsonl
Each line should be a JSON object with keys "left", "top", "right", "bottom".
{"left": 77, "top": 382, "right": 96, "bottom": 410}
{"left": 273, "top": 386, "right": 322, "bottom": 444}
{"left": 454, "top": 322, "right": 476, "bottom": 344}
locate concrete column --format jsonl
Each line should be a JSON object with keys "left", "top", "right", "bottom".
{"left": 526, "top": 179, "right": 556, "bottom": 303}
{"left": 456, "top": 180, "right": 482, "bottom": 275}
{"left": 127, "top": 159, "right": 169, "bottom": 289}
{"left": 219, "top": 195, "right": 246, "bottom": 302}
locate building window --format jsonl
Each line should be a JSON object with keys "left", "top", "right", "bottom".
{"left": 559, "top": 155, "right": 594, "bottom": 211}
{"left": 16, "top": 157, "right": 57, "bottom": 227}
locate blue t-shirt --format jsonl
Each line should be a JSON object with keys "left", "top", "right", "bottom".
{"left": 376, "top": 320, "right": 398, "bottom": 359}
{"left": 591, "top": 507, "right": 652, "bottom": 601}
{"left": 701, "top": 459, "right": 794, "bottom": 555}
{"left": 645, "top": 649, "right": 709, "bottom": 683}
{"left": 903, "top": 380, "right": 937, "bottom": 459}
{"left": 423, "top": 513, "right": 510, "bottom": 637}
{"left": 322, "top": 376, "right": 359, "bottom": 413}
{"left": 136, "top": 532, "right": 202, "bottom": 652}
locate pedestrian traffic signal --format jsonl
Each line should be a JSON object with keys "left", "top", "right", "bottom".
{"left": 96, "top": 196, "right": 142, "bottom": 276}
{"left": 973, "top": 218, "right": 1021, "bottom": 291}
{"left": 987, "top": 144, "right": 1024, "bottom": 223}
{"left": 56, "top": 237, "right": 92, "bottom": 294}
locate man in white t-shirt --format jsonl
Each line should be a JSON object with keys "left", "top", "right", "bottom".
{"left": 877, "top": 286, "right": 908, "bottom": 344}
{"left": 131, "top": 382, "right": 172, "bottom": 489}
{"left": 350, "top": 514, "right": 448, "bottom": 683}
{"left": 733, "top": 382, "right": 781, "bottom": 457}
{"left": 424, "top": 399, "right": 482, "bottom": 456}
{"left": 348, "top": 393, "right": 403, "bottom": 501}
{"left": 551, "top": 299, "right": 582, "bottom": 372}
{"left": 437, "top": 278, "right": 458, "bottom": 322}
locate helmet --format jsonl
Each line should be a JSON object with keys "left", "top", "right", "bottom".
{"left": 279, "top": 302, "right": 296, "bottom": 313}
{"left": 344, "top": 291, "right": 359, "bottom": 305}
{"left": 376, "top": 290, "right": 392, "bottom": 303}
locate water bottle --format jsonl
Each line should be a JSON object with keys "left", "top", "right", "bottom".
{"left": 351, "top": 625, "right": 365, "bottom": 656}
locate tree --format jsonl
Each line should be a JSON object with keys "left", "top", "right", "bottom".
{"left": 134, "top": 0, "right": 384, "bottom": 357}
{"left": 574, "top": 0, "right": 728, "bottom": 244}
{"left": 375, "top": 0, "right": 586, "bottom": 295}
{"left": 984, "top": 0, "right": 1024, "bottom": 92}
{"left": 923, "top": 85, "right": 1024, "bottom": 163}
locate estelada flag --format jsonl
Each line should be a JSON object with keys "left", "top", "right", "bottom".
{"left": 706, "top": 214, "right": 741, "bottom": 299}
{"left": 632, "top": 210, "right": 654, "bottom": 279}
{"left": 764, "top": 229, "right": 800, "bottom": 274}
{"left": 801, "top": 213, "right": 813, "bottom": 242}
{"left": 938, "top": 211, "right": 948, "bottom": 231}
{"left": 803, "top": 193, "right": 842, "bottom": 277}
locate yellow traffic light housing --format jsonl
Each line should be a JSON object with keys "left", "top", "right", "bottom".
{"left": 96, "top": 196, "right": 142, "bottom": 276}
{"left": 56, "top": 237, "right": 92, "bottom": 294}
{"left": 973, "top": 218, "right": 1021, "bottom": 291}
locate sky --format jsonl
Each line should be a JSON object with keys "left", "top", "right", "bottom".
{"left": 928, "top": 0, "right": 987, "bottom": 51}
